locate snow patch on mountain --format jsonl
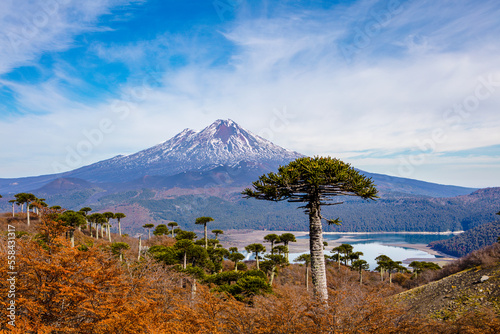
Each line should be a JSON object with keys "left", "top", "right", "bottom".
{"left": 65, "top": 119, "right": 304, "bottom": 182}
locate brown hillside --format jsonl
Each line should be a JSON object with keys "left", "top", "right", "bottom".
{"left": 397, "top": 257, "right": 500, "bottom": 320}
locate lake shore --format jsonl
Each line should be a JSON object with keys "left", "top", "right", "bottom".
{"left": 220, "top": 230, "right": 310, "bottom": 252}
{"left": 220, "top": 229, "right": 457, "bottom": 265}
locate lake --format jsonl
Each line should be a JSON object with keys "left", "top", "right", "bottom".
{"left": 292, "top": 233, "right": 458, "bottom": 270}
{"left": 240, "top": 232, "right": 458, "bottom": 270}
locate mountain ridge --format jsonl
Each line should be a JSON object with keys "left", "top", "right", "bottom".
{"left": 1, "top": 119, "right": 494, "bottom": 235}
{"left": 0, "top": 119, "right": 477, "bottom": 197}
{"left": 63, "top": 119, "right": 304, "bottom": 183}
{"left": 0, "top": 119, "right": 304, "bottom": 193}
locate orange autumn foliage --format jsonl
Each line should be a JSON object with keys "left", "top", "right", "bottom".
{"left": 1, "top": 209, "right": 500, "bottom": 333}
{"left": 0, "top": 236, "right": 156, "bottom": 333}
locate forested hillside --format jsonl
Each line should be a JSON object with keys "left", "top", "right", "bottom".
{"left": 88, "top": 188, "right": 500, "bottom": 234}
{"left": 3, "top": 187, "right": 497, "bottom": 235}
{"left": 429, "top": 220, "right": 500, "bottom": 257}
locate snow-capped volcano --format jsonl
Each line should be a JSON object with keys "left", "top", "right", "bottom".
{"left": 140, "top": 119, "right": 301, "bottom": 165}
{"left": 65, "top": 119, "right": 304, "bottom": 183}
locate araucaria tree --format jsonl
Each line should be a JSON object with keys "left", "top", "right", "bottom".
{"left": 212, "top": 229, "right": 224, "bottom": 240}
{"left": 279, "top": 233, "right": 296, "bottom": 262}
{"left": 264, "top": 234, "right": 281, "bottom": 254}
{"left": 114, "top": 212, "right": 126, "bottom": 236}
{"left": 15, "top": 192, "right": 37, "bottom": 226}
{"left": 57, "top": 210, "right": 87, "bottom": 248}
{"left": 351, "top": 259, "right": 369, "bottom": 284}
{"left": 195, "top": 216, "right": 214, "bottom": 248}
{"left": 143, "top": 223, "right": 155, "bottom": 239}
{"left": 295, "top": 253, "right": 311, "bottom": 291}
{"left": 245, "top": 243, "right": 266, "bottom": 270}
{"left": 228, "top": 247, "right": 245, "bottom": 272}
{"left": 168, "top": 222, "right": 178, "bottom": 237}
{"left": 243, "top": 156, "right": 378, "bottom": 302}
{"left": 110, "top": 242, "right": 130, "bottom": 262}
{"left": 103, "top": 212, "right": 115, "bottom": 242}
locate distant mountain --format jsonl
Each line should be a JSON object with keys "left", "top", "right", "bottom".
{"left": 1, "top": 119, "right": 494, "bottom": 235}
{"left": 36, "top": 177, "right": 96, "bottom": 195}
{"left": 0, "top": 119, "right": 304, "bottom": 193}
{"left": 0, "top": 119, "right": 476, "bottom": 197}
{"left": 64, "top": 119, "right": 304, "bottom": 183}
{"left": 362, "top": 171, "right": 477, "bottom": 198}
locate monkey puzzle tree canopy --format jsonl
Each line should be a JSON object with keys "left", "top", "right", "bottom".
{"left": 114, "top": 212, "right": 126, "bottom": 236}
{"left": 243, "top": 156, "right": 378, "bottom": 302}
{"left": 196, "top": 216, "right": 214, "bottom": 248}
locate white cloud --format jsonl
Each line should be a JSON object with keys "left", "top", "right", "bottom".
{"left": 1, "top": 0, "right": 500, "bottom": 188}
{"left": 0, "top": 0, "right": 139, "bottom": 75}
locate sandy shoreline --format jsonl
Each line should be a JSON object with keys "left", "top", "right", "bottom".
{"left": 219, "top": 230, "right": 457, "bottom": 264}
{"left": 220, "top": 230, "right": 310, "bottom": 252}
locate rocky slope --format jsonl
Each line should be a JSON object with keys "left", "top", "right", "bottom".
{"left": 397, "top": 252, "right": 500, "bottom": 319}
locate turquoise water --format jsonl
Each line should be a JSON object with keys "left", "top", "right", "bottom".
{"left": 292, "top": 233, "right": 456, "bottom": 270}
{"left": 319, "top": 233, "right": 455, "bottom": 245}
{"left": 241, "top": 233, "right": 456, "bottom": 270}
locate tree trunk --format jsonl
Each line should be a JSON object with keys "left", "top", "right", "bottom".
{"left": 183, "top": 252, "right": 187, "bottom": 269}
{"left": 70, "top": 230, "right": 75, "bottom": 248}
{"left": 359, "top": 270, "right": 363, "bottom": 285}
{"left": 27, "top": 203, "right": 31, "bottom": 226}
{"left": 309, "top": 199, "right": 328, "bottom": 302}
{"left": 149, "top": 229, "right": 151, "bottom": 240}
{"left": 269, "top": 266, "right": 276, "bottom": 286}
{"left": 108, "top": 224, "right": 112, "bottom": 242}
{"left": 234, "top": 262, "right": 238, "bottom": 272}
{"left": 305, "top": 264, "right": 309, "bottom": 291}
{"left": 204, "top": 223, "right": 208, "bottom": 248}
{"left": 285, "top": 242, "right": 289, "bottom": 262}
{"left": 118, "top": 219, "right": 122, "bottom": 236}
{"left": 191, "top": 278, "right": 197, "bottom": 306}
{"left": 101, "top": 225, "right": 104, "bottom": 238}
{"left": 96, "top": 225, "right": 99, "bottom": 240}
{"left": 256, "top": 252, "right": 260, "bottom": 270}
{"left": 138, "top": 235, "right": 142, "bottom": 261}
{"left": 11, "top": 203, "right": 15, "bottom": 217}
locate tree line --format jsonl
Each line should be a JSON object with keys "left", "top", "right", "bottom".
{"left": 429, "top": 211, "right": 500, "bottom": 257}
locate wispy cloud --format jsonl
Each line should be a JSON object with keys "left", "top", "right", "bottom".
{"left": 0, "top": 0, "right": 499, "bottom": 187}
{"left": 0, "top": 1, "right": 134, "bottom": 73}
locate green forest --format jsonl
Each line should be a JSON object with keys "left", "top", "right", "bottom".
{"left": 2, "top": 182, "right": 498, "bottom": 236}
{"left": 429, "top": 220, "right": 500, "bottom": 257}
{"left": 91, "top": 190, "right": 499, "bottom": 234}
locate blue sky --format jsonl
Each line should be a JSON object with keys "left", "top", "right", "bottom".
{"left": 1, "top": 0, "right": 499, "bottom": 188}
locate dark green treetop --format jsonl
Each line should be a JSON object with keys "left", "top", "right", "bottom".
{"left": 243, "top": 156, "right": 378, "bottom": 222}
